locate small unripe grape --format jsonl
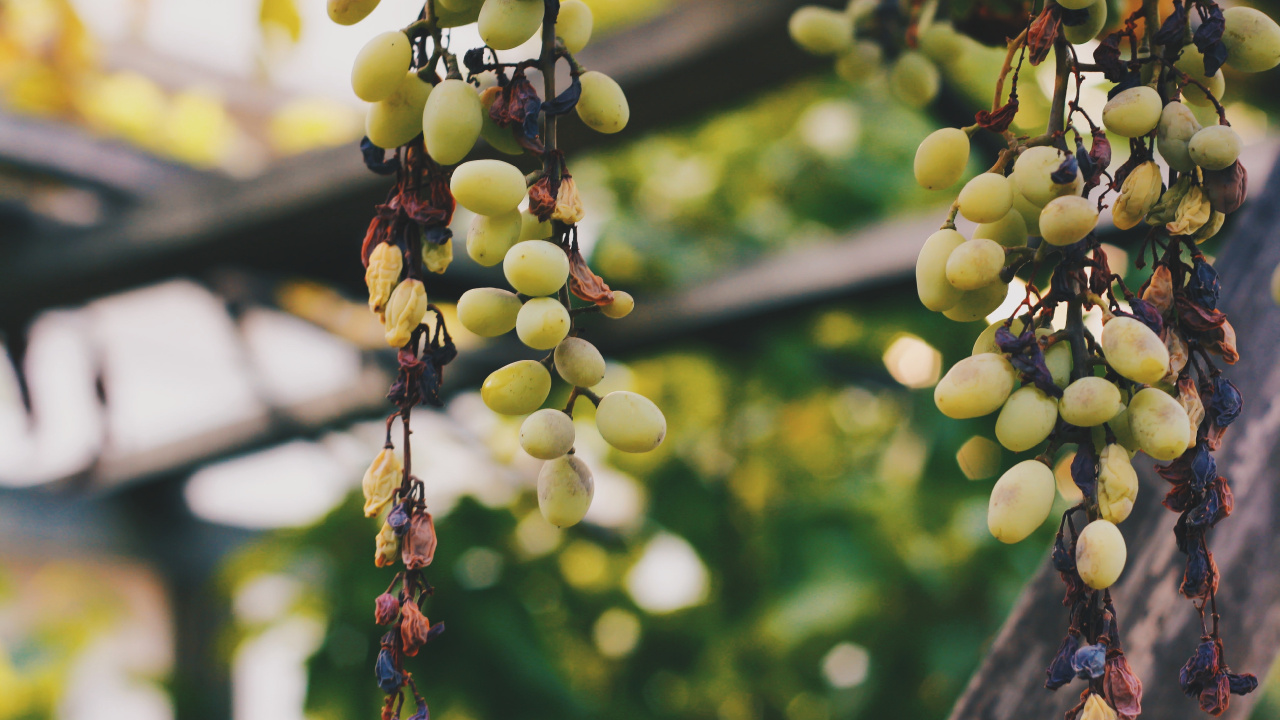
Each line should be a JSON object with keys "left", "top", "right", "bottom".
{"left": 1044, "top": 340, "right": 1072, "bottom": 388}
{"left": 1012, "top": 189, "right": 1042, "bottom": 235}
{"left": 1012, "top": 146, "right": 1082, "bottom": 207}
{"left": 1063, "top": 0, "right": 1107, "bottom": 44}
{"left": 1175, "top": 46, "right": 1226, "bottom": 106}
{"left": 945, "top": 238, "right": 1006, "bottom": 291}
{"left": 329, "top": 0, "right": 381, "bottom": 25}
{"left": 918, "top": 23, "right": 970, "bottom": 63}
{"left": 1112, "top": 160, "right": 1164, "bottom": 230}
{"left": 538, "top": 455, "right": 593, "bottom": 527}
{"left": 1076, "top": 520, "right": 1126, "bottom": 589}
{"left": 467, "top": 209, "right": 522, "bottom": 266}
{"left": 1157, "top": 101, "right": 1201, "bottom": 173}
{"left": 1059, "top": 377, "right": 1123, "bottom": 427}
{"left": 504, "top": 240, "right": 569, "bottom": 296}
{"left": 975, "top": 208, "right": 1028, "bottom": 248}
{"left": 987, "top": 459, "right": 1056, "bottom": 543}
{"left": 457, "top": 287, "right": 521, "bottom": 337}
{"left": 351, "top": 32, "right": 411, "bottom": 102}
{"left": 914, "top": 128, "right": 970, "bottom": 191}
{"left": 516, "top": 297, "right": 571, "bottom": 350}
{"left": 595, "top": 391, "right": 666, "bottom": 453}
{"left": 451, "top": 159, "right": 527, "bottom": 215}
{"left": 788, "top": 5, "right": 853, "bottom": 55}
{"left": 996, "top": 386, "right": 1059, "bottom": 452}
{"left": 1128, "top": 387, "right": 1191, "bottom": 460}
{"left": 1102, "top": 86, "right": 1162, "bottom": 138}
{"left": 478, "top": 0, "right": 543, "bottom": 50}
{"left": 972, "top": 318, "right": 1025, "bottom": 355}
{"left": 601, "top": 291, "right": 635, "bottom": 319}
{"left": 481, "top": 359, "right": 551, "bottom": 415}
{"left": 554, "top": 337, "right": 606, "bottom": 388}
{"left": 1102, "top": 317, "right": 1170, "bottom": 384}
{"left": 1108, "top": 405, "right": 1141, "bottom": 455}
{"left": 934, "top": 353, "right": 1016, "bottom": 419}
{"left": 1054, "top": 451, "right": 1085, "bottom": 503}
{"left": 576, "top": 71, "right": 629, "bottom": 134}
{"left": 366, "top": 71, "right": 432, "bottom": 149}
{"left": 942, "top": 281, "right": 1008, "bottom": 323}
{"left": 1097, "top": 444, "right": 1138, "bottom": 524}
{"left": 436, "top": 1, "right": 482, "bottom": 27}
{"left": 835, "top": 41, "right": 882, "bottom": 85}
{"left": 890, "top": 52, "right": 940, "bottom": 108}
{"left": 1038, "top": 195, "right": 1098, "bottom": 246}
{"left": 916, "top": 229, "right": 966, "bottom": 311}
{"left": 555, "top": 0, "right": 593, "bottom": 54}
{"left": 958, "top": 173, "right": 1015, "bottom": 224}
{"left": 1223, "top": 6, "right": 1280, "bottom": 72}
{"left": 519, "top": 208, "right": 553, "bottom": 240}
{"left": 520, "top": 408, "right": 576, "bottom": 460}
{"left": 1188, "top": 125, "right": 1242, "bottom": 171}
{"left": 422, "top": 79, "right": 482, "bottom": 165}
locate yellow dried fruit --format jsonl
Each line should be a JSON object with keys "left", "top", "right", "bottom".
{"left": 1080, "top": 693, "right": 1118, "bottom": 720}
{"left": 1194, "top": 211, "right": 1225, "bottom": 243}
{"left": 1111, "top": 161, "right": 1162, "bottom": 230}
{"left": 552, "top": 175, "right": 585, "bottom": 225}
{"left": 366, "top": 242, "right": 404, "bottom": 315}
{"left": 362, "top": 446, "right": 402, "bottom": 517}
{"left": 1143, "top": 264, "right": 1174, "bottom": 315}
{"left": 1179, "top": 376, "right": 1205, "bottom": 450}
{"left": 1165, "top": 328, "right": 1189, "bottom": 382}
{"left": 1097, "top": 443, "right": 1138, "bottom": 523}
{"left": 1146, "top": 175, "right": 1193, "bottom": 226}
{"left": 1166, "top": 184, "right": 1211, "bottom": 236}
{"left": 375, "top": 521, "right": 399, "bottom": 567}
{"left": 384, "top": 279, "right": 428, "bottom": 348}
{"left": 422, "top": 238, "right": 453, "bottom": 274}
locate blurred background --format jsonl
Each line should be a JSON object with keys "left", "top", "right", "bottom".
{"left": 1, "top": 1, "right": 1278, "bottom": 720}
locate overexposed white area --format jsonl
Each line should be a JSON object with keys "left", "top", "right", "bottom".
{"left": 240, "top": 308, "right": 363, "bottom": 407}
{"left": 625, "top": 532, "right": 710, "bottom": 614}
{"left": 232, "top": 615, "right": 326, "bottom": 720}
{"left": 821, "top": 642, "right": 870, "bottom": 689}
{"left": 881, "top": 334, "right": 941, "bottom": 389}
{"left": 234, "top": 573, "right": 304, "bottom": 625}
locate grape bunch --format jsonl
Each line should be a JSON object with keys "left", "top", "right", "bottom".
{"left": 336, "top": 0, "right": 663, "bottom": 716}
{"left": 890, "top": 0, "right": 1278, "bottom": 714}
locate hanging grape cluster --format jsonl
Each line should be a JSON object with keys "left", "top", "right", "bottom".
{"left": 792, "top": 0, "right": 1280, "bottom": 714}
{"left": 333, "top": 0, "right": 666, "bottom": 716}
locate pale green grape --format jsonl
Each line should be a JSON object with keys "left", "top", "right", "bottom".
{"left": 1044, "top": 339, "right": 1072, "bottom": 388}
{"left": 422, "top": 79, "right": 482, "bottom": 165}
{"left": 996, "top": 386, "right": 1059, "bottom": 452}
{"left": 554, "top": 337, "right": 606, "bottom": 388}
{"left": 1059, "top": 377, "right": 1123, "bottom": 427}
{"left": 1076, "top": 519, "right": 1126, "bottom": 589}
{"left": 520, "top": 408, "right": 576, "bottom": 460}
{"left": 934, "top": 353, "right": 1016, "bottom": 419}
{"left": 1157, "top": 101, "right": 1201, "bottom": 173}
{"left": 958, "top": 173, "right": 1015, "bottom": 224}
{"left": 467, "top": 209, "right": 522, "bottom": 267}
{"left": 835, "top": 41, "right": 882, "bottom": 85}
{"left": 595, "top": 391, "right": 666, "bottom": 453}
{"left": 351, "top": 31, "right": 411, "bottom": 102}
{"left": 1064, "top": 0, "right": 1107, "bottom": 44}
{"left": 1272, "top": 262, "right": 1280, "bottom": 305}
{"left": 555, "top": 0, "right": 593, "bottom": 54}
{"left": 437, "top": 1, "right": 483, "bottom": 27}
{"left": 1127, "top": 387, "right": 1191, "bottom": 460}
{"left": 438, "top": 0, "right": 483, "bottom": 10}
{"left": 520, "top": 208, "right": 553, "bottom": 240}
{"left": 890, "top": 52, "right": 940, "bottom": 108}
{"left": 987, "top": 459, "right": 1056, "bottom": 543}
{"left": 942, "top": 281, "right": 1008, "bottom": 323}
{"left": 601, "top": 291, "right": 635, "bottom": 318}
{"left": 1097, "top": 444, "right": 1138, "bottom": 523}
{"left": 538, "top": 455, "right": 593, "bottom": 527}
{"left": 457, "top": 287, "right": 521, "bottom": 337}
{"left": 576, "top": 71, "right": 629, "bottom": 134}
{"left": 329, "top": 0, "right": 381, "bottom": 26}
{"left": 366, "top": 71, "right": 432, "bottom": 149}
{"left": 1102, "top": 316, "right": 1170, "bottom": 384}
{"left": 1056, "top": 0, "right": 1092, "bottom": 10}
{"left": 788, "top": 5, "right": 853, "bottom": 55}
{"left": 1038, "top": 195, "right": 1097, "bottom": 246}
{"left": 451, "top": 159, "right": 527, "bottom": 215}
{"left": 918, "top": 23, "right": 970, "bottom": 63}
{"left": 1188, "top": 125, "right": 1242, "bottom": 171}
{"left": 916, "top": 229, "right": 966, "bottom": 311}
{"left": 945, "top": 238, "right": 1005, "bottom": 291}
{"left": 482, "top": 359, "right": 551, "bottom": 415}
{"left": 503, "top": 240, "right": 569, "bottom": 296}
{"left": 1102, "top": 86, "right": 1162, "bottom": 137}
{"left": 975, "top": 209, "right": 1029, "bottom": 248}
{"left": 1012, "top": 189, "right": 1043, "bottom": 235}
{"left": 1175, "top": 46, "right": 1226, "bottom": 106}
{"left": 1108, "top": 405, "right": 1141, "bottom": 454}
{"left": 913, "top": 128, "right": 970, "bottom": 191}
{"left": 1012, "top": 146, "right": 1082, "bottom": 207}
{"left": 1223, "top": 6, "right": 1280, "bottom": 72}
{"left": 516, "top": 297, "right": 571, "bottom": 350}
{"left": 478, "top": 83, "right": 525, "bottom": 155}
{"left": 972, "top": 318, "right": 1025, "bottom": 355}
{"left": 478, "top": 0, "right": 543, "bottom": 50}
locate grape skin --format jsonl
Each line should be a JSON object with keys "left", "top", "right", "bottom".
{"left": 1011, "top": 189, "right": 1043, "bottom": 235}
{"left": 576, "top": 72, "right": 629, "bottom": 134}
{"left": 1127, "top": 387, "right": 1191, "bottom": 461}
{"left": 554, "top": 0, "right": 593, "bottom": 54}
{"left": 1012, "top": 146, "right": 1082, "bottom": 207}
{"left": 1044, "top": 340, "right": 1072, "bottom": 388}
{"left": 466, "top": 210, "right": 522, "bottom": 267}
{"left": 423, "top": 79, "right": 482, "bottom": 166}
{"left": 479, "top": 85, "right": 526, "bottom": 156}
{"left": 1097, "top": 444, "right": 1138, "bottom": 524}
{"left": 1064, "top": 0, "right": 1107, "bottom": 44}
{"left": 1038, "top": 196, "right": 1097, "bottom": 247}
{"left": 995, "top": 386, "right": 1059, "bottom": 452}
{"left": 329, "top": 0, "right": 381, "bottom": 25}
{"left": 595, "top": 391, "right": 666, "bottom": 453}
{"left": 1076, "top": 520, "right": 1126, "bottom": 589}
{"left": 945, "top": 238, "right": 1005, "bottom": 291}
{"left": 835, "top": 42, "right": 882, "bottom": 85}
{"left": 451, "top": 160, "right": 528, "bottom": 215}
{"left": 516, "top": 297, "right": 571, "bottom": 350}
{"left": 987, "top": 460, "right": 1056, "bottom": 544}
{"left": 916, "top": 229, "right": 966, "bottom": 311}
{"left": 351, "top": 31, "right": 412, "bottom": 103}
{"left": 890, "top": 52, "right": 940, "bottom": 108}
{"left": 972, "top": 318, "right": 1025, "bottom": 355}
{"left": 1157, "top": 102, "right": 1201, "bottom": 173}
{"left": 974, "top": 209, "right": 1028, "bottom": 248}
{"left": 478, "top": 0, "right": 544, "bottom": 51}
{"left": 554, "top": 337, "right": 606, "bottom": 388}
{"left": 601, "top": 291, "right": 635, "bottom": 319}
{"left": 538, "top": 455, "right": 594, "bottom": 527}
{"left": 1054, "top": 451, "right": 1085, "bottom": 503}
{"left": 958, "top": 173, "right": 1014, "bottom": 224}
{"left": 520, "top": 408, "right": 576, "bottom": 460}
{"left": 788, "top": 6, "right": 853, "bottom": 56}
{"left": 520, "top": 209, "right": 553, "bottom": 240}
{"left": 1223, "top": 6, "right": 1280, "bottom": 73}
{"left": 942, "top": 281, "right": 1007, "bottom": 322}
{"left": 481, "top": 359, "right": 552, "bottom": 415}
{"left": 913, "top": 128, "right": 970, "bottom": 191}
{"left": 1059, "top": 377, "right": 1123, "bottom": 427}
{"left": 367, "top": 71, "right": 433, "bottom": 149}
{"left": 1175, "top": 46, "right": 1226, "bottom": 107}
{"left": 934, "top": 353, "right": 1016, "bottom": 419}
{"left": 503, "top": 240, "right": 570, "bottom": 297}
{"left": 1188, "top": 125, "right": 1242, "bottom": 171}
{"left": 1101, "top": 317, "right": 1170, "bottom": 384}
{"left": 457, "top": 287, "right": 522, "bottom": 337}
{"left": 1102, "top": 86, "right": 1162, "bottom": 138}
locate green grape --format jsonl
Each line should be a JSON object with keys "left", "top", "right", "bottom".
{"left": 1059, "top": 377, "right": 1123, "bottom": 427}
{"left": 1054, "top": 450, "right": 1085, "bottom": 503}
{"left": 519, "top": 208, "right": 553, "bottom": 240}
{"left": 366, "top": 71, "right": 432, "bottom": 149}
{"left": 516, "top": 297, "right": 571, "bottom": 350}
{"left": 972, "top": 318, "right": 1025, "bottom": 355}
{"left": 1101, "top": 86, "right": 1162, "bottom": 138}
{"left": 1097, "top": 443, "right": 1138, "bottom": 523}
{"left": 1076, "top": 520, "right": 1126, "bottom": 589}
{"left": 1156, "top": 101, "right": 1201, "bottom": 173}
{"left": 576, "top": 71, "right": 629, "bottom": 134}
{"left": 945, "top": 238, "right": 1006, "bottom": 291}
{"left": 1223, "top": 6, "right": 1280, "bottom": 72}
{"left": 987, "top": 459, "right": 1056, "bottom": 544}
{"left": 478, "top": 0, "right": 543, "bottom": 50}
{"left": 457, "top": 287, "right": 521, "bottom": 337}
{"left": 1102, "top": 316, "right": 1170, "bottom": 384}
{"left": 1063, "top": 0, "right": 1107, "bottom": 44}
{"left": 1055, "top": 0, "right": 1092, "bottom": 10}
{"left": 595, "top": 391, "right": 667, "bottom": 453}
{"left": 520, "top": 408, "right": 576, "bottom": 460}
{"left": 479, "top": 85, "right": 525, "bottom": 156}
{"left": 329, "top": 0, "right": 381, "bottom": 26}
{"left": 1011, "top": 189, "right": 1043, "bottom": 235}
{"left": 1272, "top": 262, "right": 1280, "bottom": 305}
{"left": 422, "top": 79, "right": 482, "bottom": 165}
{"left": 975, "top": 209, "right": 1029, "bottom": 248}
{"left": 504, "top": 240, "right": 570, "bottom": 296}
{"left": 1127, "top": 387, "right": 1191, "bottom": 461}
{"left": 601, "top": 291, "right": 635, "bottom": 318}
{"left": 351, "top": 31, "right": 412, "bottom": 102}
{"left": 1038, "top": 195, "right": 1098, "bottom": 246}
{"left": 437, "top": 1, "right": 483, "bottom": 27}
{"left": 933, "top": 353, "right": 1016, "bottom": 419}
{"left": 467, "top": 209, "right": 522, "bottom": 266}
{"left": 942, "top": 281, "right": 1007, "bottom": 323}
{"left": 482, "top": 359, "right": 552, "bottom": 415}
{"left": 1044, "top": 339, "right": 1072, "bottom": 388}
{"left": 555, "top": 0, "right": 593, "bottom": 54}
{"left": 913, "top": 127, "right": 970, "bottom": 191}
{"left": 438, "top": 0, "right": 483, "bottom": 10}
{"left": 918, "top": 23, "right": 970, "bottom": 63}
{"left": 958, "top": 172, "right": 1015, "bottom": 224}
{"left": 788, "top": 5, "right": 853, "bottom": 55}
{"left": 1175, "top": 46, "right": 1226, "bottom": 106}
{"left": 916, "top": 228, "right": 966, "bottom": 311}
{"left": 995, "top": 386, "right": 1059, "bottom": 452}
{"left": 554, "top": 337, "right": 606, "bottom": 388}
{"left": 1107, "top": 405, "right": 1141, "bottom": 455}
{"left": 1012, "top": 146, "right": 1082, "bottom": 207}
{"left": 1188, "top": 125, "right": 1242, "bottom": 171}
{"left": 835, "top": 41, "right": 882, "bottom": 85}
{"left": 451, "top": 159, "right": 527, "bottom": 215}
{"left": 538, "top": 455, "right": 594, "bottom": 527}
{"left": 890, "top": 51, "right": 940, "bottom": 108}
